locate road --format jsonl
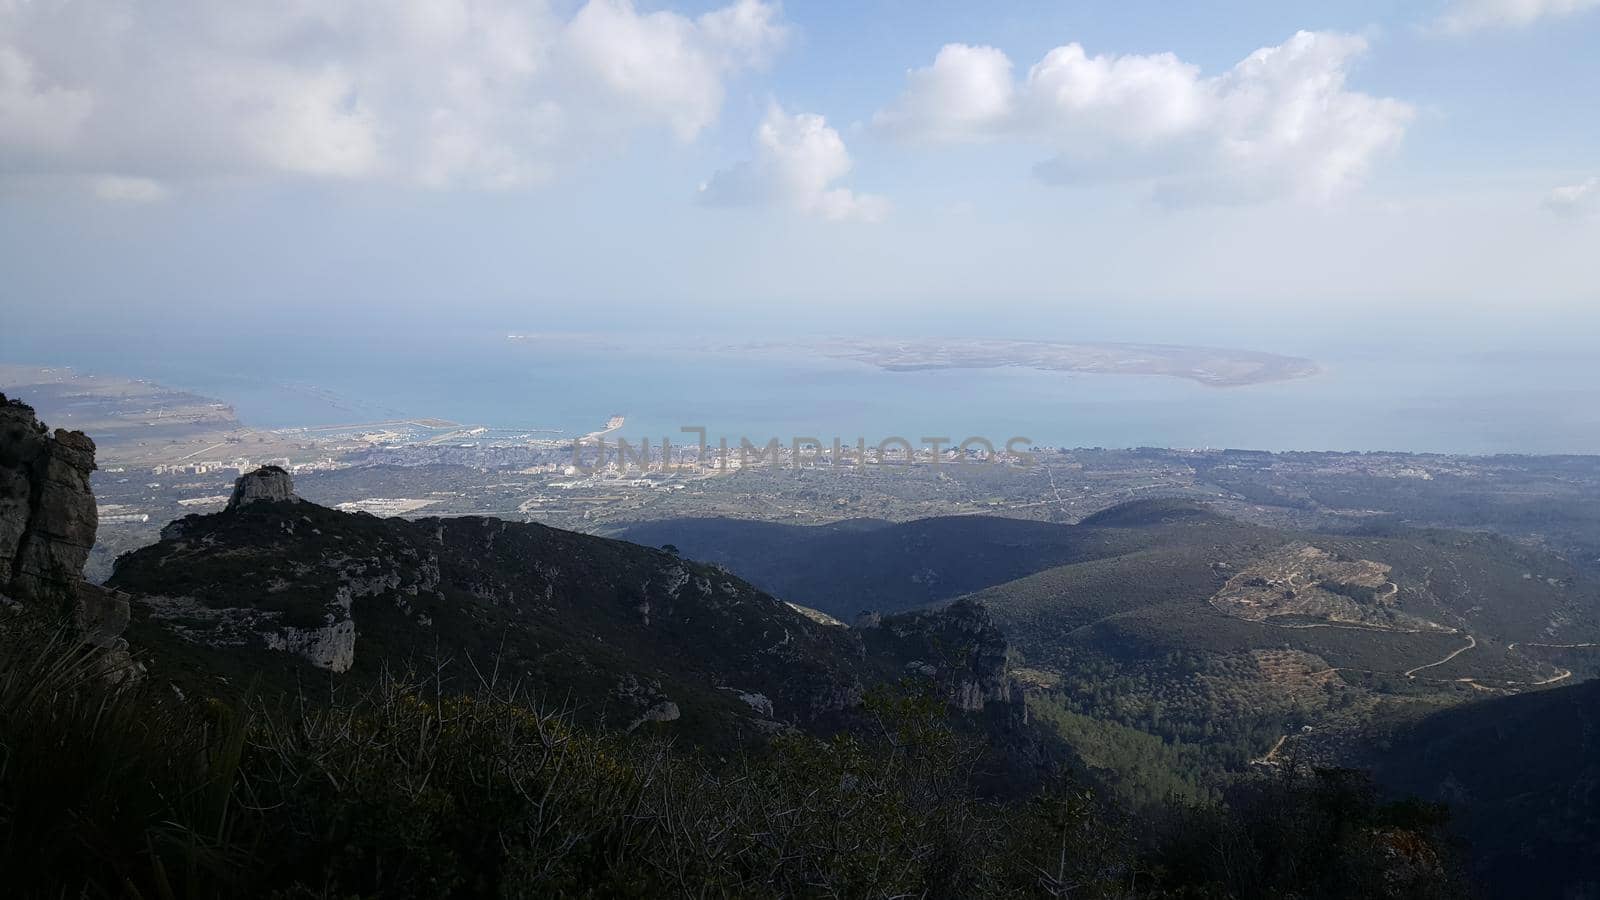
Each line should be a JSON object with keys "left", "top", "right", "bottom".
{"left": 175, "top": 441, "right": 229, "bottom": 461}
{"left": 1250, "top": 734, "right": 1290, "bottom": 766}
{"left": 1405, "top": 633, "right": 1477, "bottom": 678}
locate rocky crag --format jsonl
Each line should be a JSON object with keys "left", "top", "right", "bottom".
{"left": 227, "top": 465, "right": 297, "bottom": 508}
{"left": 1, "top": 393, "right": 97, "bottom": 601}
{"left": 0, "top": 393, "right": 128, "bottom": 650}
{"left": 858, "top": 599, "right": 1027, "bottom": 720}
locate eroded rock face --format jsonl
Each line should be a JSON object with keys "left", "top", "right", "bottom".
{"left": 866, "top": 599, "right": 1025, "bottom": 720}
{"left": 0, "top": 394, "right": 131, "bottom": 667}
{"left": 227, "top": 465, "right": 298, "bottom": 510}
{"left": 0, "top": 394, "right": 99, "bottom": 604}
{"left": 264, "top": 619, "right": 356, "bottom": 673}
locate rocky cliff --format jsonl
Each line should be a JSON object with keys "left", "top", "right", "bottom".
{"left": 0, "top": 393, "right": 130, "bottom": 657}
{"left": 1, "top": 393, "right": 98, "bottom": 604}
{"left": 858, "top": 598, "right": 1027, "bottom": 721}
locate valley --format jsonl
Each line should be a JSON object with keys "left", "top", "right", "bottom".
{"left": 620, "top": 499, "right": 1597, "bottom": 793}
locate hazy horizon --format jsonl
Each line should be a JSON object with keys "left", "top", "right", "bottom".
{"left": 4, "top": 0, "right": 1599, "bottom": 455}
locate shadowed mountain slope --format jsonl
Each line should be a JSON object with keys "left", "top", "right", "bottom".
{"left": 108, "top": 471, "right": 1046, "bottom": 755}
{"left": 1371, "top": 677, "right": 1600, "bottom": 897}
{"left": 613, "top": 510, "right": 1207, "bottom": 619}
{"left": 624, "top": 499, "right": 1600, "bottom": 680}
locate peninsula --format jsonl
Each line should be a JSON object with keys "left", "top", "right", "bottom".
{"left": 801, "top": 338, "right": 1320, "bottom": 387}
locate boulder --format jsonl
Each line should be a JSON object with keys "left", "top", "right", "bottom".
{"left": 227, "top": 465, "right": 298, "bottom": 510}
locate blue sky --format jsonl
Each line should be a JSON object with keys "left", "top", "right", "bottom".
{"left": 2, "top": 0, "right": 1597, "bottom": 352}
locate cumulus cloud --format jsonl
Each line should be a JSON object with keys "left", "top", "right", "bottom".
{"left": 871, "top": 44, "right": 1015, "bottom": 143}
{"left": 874, "top": 31, "right": 1413, "bottom": 205}
{"left": 0, "top": 0, "right": 785, "bottom": 195}
{"left": 699, "top": 105, "right": 887, "bottom": 222}
{"left": 1545, "top": 177, "right": 1599, "bottom": 216}
{"left": 1434, "top": 0, "right": 1600, "bottom": 33}
{"left": 562, "top": 0, "right": 785, "bottom": 141}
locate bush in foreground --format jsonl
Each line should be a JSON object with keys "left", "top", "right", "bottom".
{"left": 0, "top": 616, "right": 1466, "bottom": 898}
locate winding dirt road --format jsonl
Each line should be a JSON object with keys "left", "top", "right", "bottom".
{"left": 1250, "top": 734, "right": 1290, "bottom": 766}
{"left": 1405, "top": 633, "right": 1477, "bottom": 678}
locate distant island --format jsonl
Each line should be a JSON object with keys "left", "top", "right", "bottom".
{"left": 505, "top": 331, "right": 1319, "bottom": 387}
{"left": 797, "top": 338, "right": 1320, "bottom": 387}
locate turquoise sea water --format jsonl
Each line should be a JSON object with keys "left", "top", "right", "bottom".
{"left": 8, "top": 328, "right": 1600, "bottom": 455}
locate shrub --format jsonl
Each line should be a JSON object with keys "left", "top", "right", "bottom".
{"left": 0, "top": 614, "right": 1465, "bottom": 898}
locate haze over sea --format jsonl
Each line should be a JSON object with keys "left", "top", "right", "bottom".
{"left": 10, "top": 316, "right": 1600, "bottom": 456}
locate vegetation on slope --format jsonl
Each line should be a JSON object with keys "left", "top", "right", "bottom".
{"left": 0, "top": 611, "right": 1468, "bottom": 899}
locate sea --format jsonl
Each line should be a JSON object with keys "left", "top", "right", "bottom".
{"left": 8, "top": 325, "right": 1600, "bottom": 456}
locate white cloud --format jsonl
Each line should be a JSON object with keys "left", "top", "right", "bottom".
{"left": 871, "top": 44, "right": 1015, "bottom": 143}
{"left": 91, "top": 175, "right": 169, "bottom": 203}
{"left": 0, "top": 0, "right": 784, "bottom": 192}
{"left": 1435, "top": 0, "right": 1600, "bottom": 33}
{"left": 562, "top": 0, "right": 785, "bottom": 141}
{"left": 1545, "top": 177, "right": 1599, "bottom": 216}
{"left": 875, "top": 31, "right": 1413, "bottom": 205}
{"left": 699, "top": 105, "right": 888, "bottom": 222}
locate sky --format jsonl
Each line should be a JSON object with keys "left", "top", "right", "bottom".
{"left": 2, "top": 0, "right": 1598, "bottom": 352}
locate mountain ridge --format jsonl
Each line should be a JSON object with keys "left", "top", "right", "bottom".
{"left": 109, "top": 468, "right": 1051, "bottom": 759}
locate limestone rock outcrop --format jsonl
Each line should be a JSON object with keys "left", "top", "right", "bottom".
{"left": 227, "top": 465, "right": 298, "bottom": 510}
{"left": 137, "top": 467, "right": 364, "bottom": 674}
{"left": 862, "top": 598, "right": 1026, "bottom": 721}
{"left": 1, "top": 394, "right": 99, "bottom": 604}
{"left": 1, "top": 393, "right": 131, "bottom": 661}
{"left": 263, "top": 618, "right": 357, "bottom": 673}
